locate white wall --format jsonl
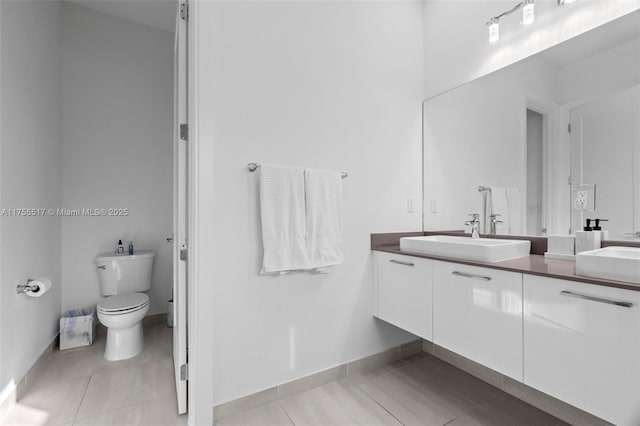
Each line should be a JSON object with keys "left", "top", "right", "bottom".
{"left": 60, "top": 3, "right": 174, "bottom": 314}
{"left": 194, "top": 0, "right": 424, "bottom": 412}
{"left": 0, "top": 0, "right": 62, "bottom": 397}
{"left": 423, "top": 0, "right": 640, "bottom": 98}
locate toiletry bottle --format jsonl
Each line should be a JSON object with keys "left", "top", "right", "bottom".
{"left": 116, "top": 239, "right": 125, "bottom": 255}
{"left": 593, "top": 219, "right": 609, "bottom": 240}
{"left": 128, "top": 241, "right": 134, "bottom": 255}
{"left": 575, "top": 219, "right": 601, "bottom": 254}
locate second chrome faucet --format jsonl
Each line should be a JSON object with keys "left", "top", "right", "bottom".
{"left": 465, "top": 213, "right": 481, "bottom": 239}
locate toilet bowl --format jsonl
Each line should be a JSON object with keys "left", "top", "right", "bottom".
{"left": 97, "top": 292, "right": 150, "bottom": 361}
{"left": 95, "top": 250, "right": 155, "bottom": 361}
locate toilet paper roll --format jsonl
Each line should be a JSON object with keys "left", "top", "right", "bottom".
{"left": 25, "top": 276, "right": 52, "bottom": 298}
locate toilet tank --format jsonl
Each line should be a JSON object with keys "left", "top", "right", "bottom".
{"left": 95, "top": 251, "right": 155, "bottom": 296}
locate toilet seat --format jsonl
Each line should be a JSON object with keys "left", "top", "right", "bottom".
{"left": 97, "top": 293, "right": 149, "bottom": 314}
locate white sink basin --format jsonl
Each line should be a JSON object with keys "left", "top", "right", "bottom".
{"left": 399, "top": 235, "right": 531, "bottom": 263}
{"left": 576, "top": 246, "right": 640, "bottom": 283}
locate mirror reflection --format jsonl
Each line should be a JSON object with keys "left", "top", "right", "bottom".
{"left": 423, "top": 11, "right": 639, "bottom": 239}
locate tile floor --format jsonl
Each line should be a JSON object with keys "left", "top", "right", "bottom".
{"left": 4, "top": 329, "right": 569, "bottom": 426}
{"left": 216, "top": 353, "right": 569, "bottom": 426}
{"left": 2, "top": 322, "right": 187, "bottom": 426}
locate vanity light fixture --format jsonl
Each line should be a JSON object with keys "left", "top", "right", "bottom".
{"left": 522, "top": 0, "right": 535, "bottom": 25}
{"left": 488, "top": 17, "right": 500, "bottom": 43}
{"left": 557, "top": 0, "right": 578, "bottom": 5}
{"left": 486, "top": 0, "right": 536, "bottom": 42}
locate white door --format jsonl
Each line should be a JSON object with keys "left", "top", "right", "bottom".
{"left": 173, "top": 0, "right": 188, "bottom": 415}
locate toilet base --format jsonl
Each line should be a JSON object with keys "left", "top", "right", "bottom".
{"left": 104, "top": 321, "right": 144, "bottom": 361}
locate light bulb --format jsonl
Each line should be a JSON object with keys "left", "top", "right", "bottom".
{"left": 522, "top": 0, "right": 535, "bottom": 25}
{"left": 488, "top": 18, "right": 499, "bottom": 43}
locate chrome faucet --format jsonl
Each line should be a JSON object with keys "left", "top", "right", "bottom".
{"left": 465, "top": 214, "right": 481, "bottom": 239}
{"left": 489, "top": 214, "right": 503, "bottom": 235}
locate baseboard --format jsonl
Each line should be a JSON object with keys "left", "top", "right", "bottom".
{"left": 424, "top": 340, "right": 610, "bottom": 426}
{"left": 213, "top": 339, "right": 423, "bottom": 422}
{"left": 0, "top": 333, "right": 58, "bottom": 422}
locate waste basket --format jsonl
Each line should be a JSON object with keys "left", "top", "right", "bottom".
{"left": 59, "top": 307, "right": 97, "bottom": 350}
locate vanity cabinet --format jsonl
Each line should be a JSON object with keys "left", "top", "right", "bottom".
{"left": 523, "top": 275, "right": 640, "bottom": 426}
{"left": 374, "top": 252, "right": 433, "bottom": 340}
{"left": 433, "top": 261, "right": 523, "bottom": 381}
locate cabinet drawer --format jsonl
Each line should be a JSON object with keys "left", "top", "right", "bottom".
{"left": 433, "top": 261, "right": 523, "bottom": 381}
{"left": 375, "top": 252, "right": 433, "bottom": 340}
{"left": 524, "top": 275, "right": 640, "bottom": 425}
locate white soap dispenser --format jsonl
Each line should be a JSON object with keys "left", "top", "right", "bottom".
{"left": 593, "top": 218, "right": 609, "bottom": 241}
{"left": 575, "top": 219, "right": 601, "bottom": 254}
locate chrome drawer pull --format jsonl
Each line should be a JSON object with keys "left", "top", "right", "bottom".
{"left": 389, "top": 259, "right": 414, "bottom": 267}
{"left": 561, "top": 291, "right": 633, "bottom": 308}
{"left": 452, "top": 271, "right": 492, "bottom": 281}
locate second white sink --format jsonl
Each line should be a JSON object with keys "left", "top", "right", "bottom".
{"left": 400, "top": 235, "right": 531, "bottom": 263}
{"left": 576, "top": 246, "right": 640, "bottom": 283}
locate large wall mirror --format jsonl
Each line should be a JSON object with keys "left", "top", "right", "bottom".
{"left": 423, "top": 10, "right": 639, "bottom": 239}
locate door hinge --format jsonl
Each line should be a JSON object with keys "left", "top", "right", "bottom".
{"left": 180, "top": 363, "right": 189, "bottom": 381}
{"left": 568, "top": 175, "right": 572, "bottom": 185}
{"left": 180, "top": 3, "right": 189, "bottom": 21}
{"left": 179, "top": 123, "right": 188, "bottom": 141}
{"left": 180, "top": 244, "right": 188, "bottom": 261}
{"left": 567, "top": 123, "right": 572, "bottom": 133}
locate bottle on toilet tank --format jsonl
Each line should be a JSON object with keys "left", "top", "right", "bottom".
{"left": 128, "top": 241, "right": 134, "bottom": 255}
{"left": 116, "top": 239, "right": 125, "bottom": 255}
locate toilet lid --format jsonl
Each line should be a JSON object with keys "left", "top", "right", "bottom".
{"left": 97, "top": 293, "right": 149, "bottom": 313}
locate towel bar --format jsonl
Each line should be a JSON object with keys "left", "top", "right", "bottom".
{"left": 247, "top": 163, "right": 348, "bottom": 179}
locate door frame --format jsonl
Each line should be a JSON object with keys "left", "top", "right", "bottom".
{"left": 185, "top": 1, "right": 215, "bottom": 425}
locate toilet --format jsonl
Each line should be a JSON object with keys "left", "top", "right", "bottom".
{"left": 95, "top": 250, "right": 155, "bottom": 361}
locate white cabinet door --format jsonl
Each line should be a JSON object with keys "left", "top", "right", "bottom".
{"left": 375, "top": 252, "right": 433, "bottom": 340}
{"left": 433, "top": 261, "right": 523, "bottom": 381}
{"left": 524, "top": 275, "right": 640, "bottom": 426}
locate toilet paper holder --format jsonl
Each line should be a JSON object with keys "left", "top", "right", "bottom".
{"left": 16, "top": 279, "right": 41, "bottom": 294}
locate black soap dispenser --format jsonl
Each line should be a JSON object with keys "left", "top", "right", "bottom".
{"left": 583, "top": 218, "right": 593, "bottom": 231}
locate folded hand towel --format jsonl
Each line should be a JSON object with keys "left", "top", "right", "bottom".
{"left": 506, "top": 188, "right": 522, "bottom": 235}
{"left": 487, "top": 186, "right": 522, "bottom": 235}
{"left": 259, "top": 165, "right": 309, "bottom": 274}
{"left": 304, "top": 169, "right": 344, "bottom": 270}
{"left": 491, "top": 187, "right": 509, "bottom": 234}
{"left": 482, "top": 190, "right": 493, "bottom": 234}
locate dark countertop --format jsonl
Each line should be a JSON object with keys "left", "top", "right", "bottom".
{"left": 373, "top": 244, "right": 640, "bottom": 292}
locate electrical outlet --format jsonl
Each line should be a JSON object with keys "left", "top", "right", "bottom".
{"left": 575, "top": 190, "right": 588, "bottom": 210}
{"left": 572, "top": 184, "right": 596, "bottom": 211}
{"left": 430, "top": 199, "right": 438, "bottom": 213}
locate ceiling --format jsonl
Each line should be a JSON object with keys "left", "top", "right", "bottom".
{"left": 64, "top": 0, "right": 177, "bottom": 33}
{"left": 540, "top": 9, "right": 640, "bottom": 67}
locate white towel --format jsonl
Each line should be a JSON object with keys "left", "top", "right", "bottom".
{"left": 304, "top": 169, "right": 344, "bottom": 270}
{"left": 506, "top": 188, "right": 522, "bottom": 235}
{"left": 259, "top": 165, "right": 309, "bottom": 274}
{"left": 491, "top": 187, "right": 510, "bottom": 234}
{"left": 487, "top": 186, "right": 522, "bottom": 235}
{"left": 482, "top": 190, "right": 492, "bottom": 234}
